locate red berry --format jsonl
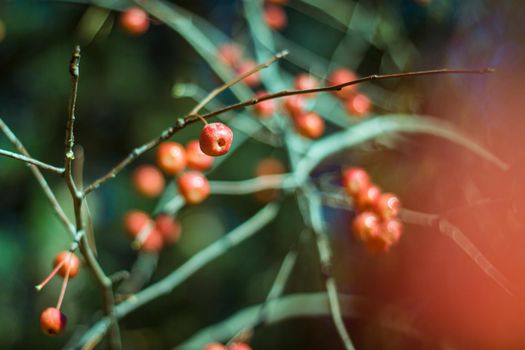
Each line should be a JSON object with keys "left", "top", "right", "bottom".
{"left": 203, "top": 343, "right": 227, "bottom": 350}
{"left": 328, "top": 68, "right": 358, "bottom": 100}
{"left": 199, "top": 123, "right": 233, "bottom": 156}
{"left": 156, "top": 142, "right": 187, "bottom": 175}
{"left": 186, "top": 140, "right": 214, "bottom": 171}
{"left": 132, "top": 165, "right": 165, "bottom": 198}
{"left": 139, "top": 228, "right": 164, "bottom": 252}
{"left": 123, "top": 210, "right": 151, "bottom": 238}
{"left": 375, "top": 193, "right": 401, "bottom": 219}
{"left": 293, "top": 112, "right": 325, "bottom": 139}
{"left": 40, "top": 307, "right": 67, "bottom": 336}
{"left": 355, "top": 184, "right": 382, "bottom": 210}
{"left": 217, "top": 43, "right": 242, "bottom": 67}
{"left": 341, "top": 167, "right": 370, "bottom": 198}
{"left": 294, "top": 73, "right": 319, "bottom": 98}
{"left": 53, "top": 252, "right": 80, "bottom": 279}
{"left": 264, "top": 5, "right": 287, "bottom": 31}
{"left": 237, "top": 60, "right": 261, "bottom": 87}
{"left": 380, "top": 218, "right": 403, "bottom": 245}
{"left": 364, "top": 229, "right": 392, "bottom": 254}
{"left": 352, "top": 211, "right": 380, "bottom": 242}
{"left": 253, "top": 91, "right": 276, "bottom": 118}
{"left": 254, "top": 158, "right": 286, "bottom": 202}
{"left": 177, "top": 171, "right": 211, "bottom": 205}
{"left": 282, "top": 95, "right": 305, "bottom": 118}
{"left": 120, "top": 7, "right": 149, "bottom": 36}
{"left": 155, "top": 214, "right": 181, "bottom": 244}
{"left": 345, "top": 93, "right": 371, "bottom": 117}
{"left": 229, "top": 343, "right": 252, "bottom": 350}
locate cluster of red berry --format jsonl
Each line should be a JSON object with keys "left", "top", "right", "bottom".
{"left": 327, "top": 68, "right": 372, "bottom": 117}
{"left": 37, "top": 251, "right": 80, "bottom": 335}
{"left": 342, "top": 167, "right": 403, "bottom": 254}
{"left": 127, "top": 122, "right": 233, "bottom": 252}
{"left": 204, "top": 341, "right": 252, "bottom": 350}
{"left": 218, "top": 43, "right": 262, "bottom": 87}
{"left": 263, "top": 0, "right": 288, "bottom": 31}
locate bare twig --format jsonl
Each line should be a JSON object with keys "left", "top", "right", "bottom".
{"left": 200, "top": 68, "right": 495, "bottom": 121}
{"left": 0, "top": 117, "right": 75, "bottom": 236}
{"left": 189, "top": 49, "right": 288, "bottom": 117}
{"left": 71, "top": 203, "right": 280, "bottom": 349}
{"left": 61, "top": 46, "right": 121, "bottom": 350}
{"left": 0, "top": 148, "right": 64, "bottom": 173}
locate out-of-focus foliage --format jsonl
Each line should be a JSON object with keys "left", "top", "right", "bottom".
{"left": 1, "top": 1, "right": 525, "bottom": 349}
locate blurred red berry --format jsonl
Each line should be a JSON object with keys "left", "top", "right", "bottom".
{"left": 237, "top": 60, "right": 261, "bottom": 87}
{"left": 229, "top": 342, "right": 252, "bottom": 350}
{"left": 217, "top": 43, "right": 242, "bottom": 67}
{"left": 120, "top": 7, "right": 149, "bottom": 36}
{"left": 156, "top": 142, "right": 187, "bottom": 175}
{"left": 155, "top": 214, "right": 181, "bottom": 244}
{"left": 253, "top": 91, "right": 276, "bottom": 118}
{"left": 355, "top": 184, "right": 382, "bottom": 210}
{"left": 139, "top": 228, "right": 164, "bottom": 252}
{"left": 40, "top": 307, "right": 67, "bottom": 336}
{"left": 254, "top": 157, "right": 286, "bottom": 202}
{"left": 352, "top": 211, "right": 380, "bottom": 242}
{"left": 53, "top": 252, "right": 80, "bottom": 279}
{"left": 203, "top": 343, "right": 227, "bottom": 350}
{"left": 177, "top": 171, "right": 211, "bottom": 204}
{"left": 375, "top": 193, "right": 401, "bottom": 219}
{"left": 328, "top": 68, "right": 358, "bottom": 100}
{"left": 294, "top": 73, "right": 319, "bottom": 98}
{"left": 186, "top": 140, "right": 214, "bottom": 171}
{"left": 264, "top": 5, "right": 287, "bottom": 31}
{"left": 293, "top": 112, "right": 325, "bottom": 139}
{"left": 346, "top": 93, "right": 371, "bottom": 117}
{"left": 199, "top": 123, "right": 233, "bottom": 156}
{"left": 132, "top": 165, "right": 165, "bottom": 198}
{"left": 282, "top": 95, "right": 305, "bottom": 118}
{"left": 341, "top": 167, "right": 370, "bottom": 198}
{"left": 381, "top": 218, "right": 403, "bottom": 244}
{"left": 123, "top": 210, "right": 151, "bottom": 239}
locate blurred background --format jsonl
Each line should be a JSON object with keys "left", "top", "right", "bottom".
{"left": 1, "top": 0, "right": 525, "bottom": 349}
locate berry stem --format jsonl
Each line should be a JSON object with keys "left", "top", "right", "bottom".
{"left": 56, "top": 252, "right": 74, "bottom": 310}
{"left": 35, "top": 259, "right": 66, "bottom": 291}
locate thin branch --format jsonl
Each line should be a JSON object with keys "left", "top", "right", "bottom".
{"left": 64, "top": 45, "right": 82, "bottom": 197}
{"left": 188, "top": 49, "right": 288, "bottom": 116}
{"left": 398, "top": 208, "right": 520, "bottom": 304}
{"left": 200, "top": 68, "right": 495, "bottom": 121}
{"left": 0, "top": 148, "right": 64, "bottom": 173}
{"left": 71, "top": 203, "right": 280, "bottom": 350}
{"left": 61, "top": 46, "right": 121, "bottom": 350}
{"left": 0, "top": 117, "right": 75, "bottom": 236}
{"left": 174, "top": 292, "right": 422, "bottom": 349}
{"left": 83, "top": 50, "right": 287, "bottom": 195}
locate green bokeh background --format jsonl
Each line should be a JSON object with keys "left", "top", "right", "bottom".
{"left": 1, "top": 1, "right": 525, "bottom": 349}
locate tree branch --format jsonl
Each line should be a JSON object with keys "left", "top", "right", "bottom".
{"left": 71, "top": 203, "right": 280, "bottom": 349}
{"left": 0, "top": 148, "right": 64, "bottom": 173}
{"left": 200, "top": 68, "right": 495, "bottom": 121}
{"left": 83, "top": 50, "right": 287, "bottom": 195}
{"left": 0, "top": 117, "right": 75, "bottom": 237}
